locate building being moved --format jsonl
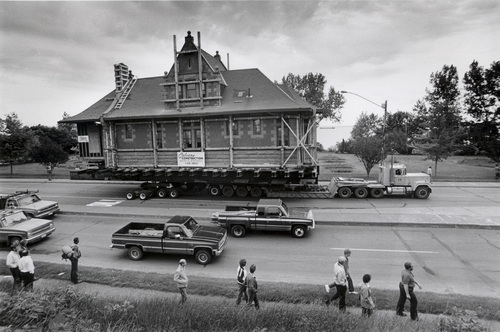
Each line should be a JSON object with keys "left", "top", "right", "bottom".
{"left": 60, "top": 31, "right": 322, "bottom": 198}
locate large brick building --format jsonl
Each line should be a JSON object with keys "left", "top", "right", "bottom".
{"left": 61, "top": 31, "right": 321, "bottom": 195}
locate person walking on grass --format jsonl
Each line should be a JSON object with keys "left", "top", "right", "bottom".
{"left": 359, "top": 274, "right": 375, "bottom": 317}
{"left": 325, "top": 249, "right": 357, "bottom": 295}
{"left": 6, "top": 243, "right": 21, "bottom": 292}
{"left": 174, "top": 259, "right": 188, "bottom": 305}
{"left": 236, "top": 258, "right": 248, "bottom": 305}
{"left": 246, "top": 264, "right": 259, "bottom": 309}
{"left": 325, "top": 256, "right": 347, "bottom": 312}
{"left": 70, "top": 237, "right": 82, "bottom": 284}
{"left": 396, "top": 262, "right": 422, "bottom": 320}
{"left": 18, "top": 250, "right": 35, "bottom": 291}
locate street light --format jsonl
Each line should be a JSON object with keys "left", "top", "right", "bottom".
{"left": 340, "top": 90, "right": 388, "bottom": 162}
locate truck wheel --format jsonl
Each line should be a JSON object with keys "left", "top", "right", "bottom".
{"left": 414, "top": 186, "right": 430, "bottom": 199}
{"left": 370, "top": 188, "right": 384, "bottom": 198}
{"left": 250, "top": 186, "right": 263, "bottom": 198}
{"left": 354, "top": 187, "right": 369, "bottom": 199}
{"left": 128, "top": 246, "right": 143, "bottom": 260}
{"left": 236, "top": 186, "right": 248, "bottom": 197}
{"left": 139, "top": 192, "right": 149, "bottom": 200}
{"left": 195, "top": 249, "right": 212, "bottom": 265}
{"left": 169, "top": 189, "right": 179, "bottom": 199}
{"left": 222, "top": 186, "right": 234, "bottom": 197}
{"left": 9, "top": 236, "right": 22, "bottom": 247}
{"left": 292, "top": 225, "right": 307, "bottom": 238}
{"left": 338, "top": 187, "right": 352, "bottom": 199}
{"left": 231, "top": 225, "right": 246, "bottom": 238}
{"left": 157, "top": 189, "right": 167, "bottom": 198}
{"left": 126, "top": 192, "right": 136, "bottom": 200}
{"left": 209, "top": 186, "right": 220, "bottom": 196}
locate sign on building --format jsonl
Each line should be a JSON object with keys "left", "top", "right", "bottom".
{"left": 177, "top": 152, "right": 205, "bottom": 167}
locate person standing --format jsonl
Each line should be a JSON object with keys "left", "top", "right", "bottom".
{"left": 6, "top": 244, "right": 21, "bottom": 292}
{"left": 325, "top": 256, "right": 348, "bottom": 312}
{"left": 70, "top": 237, "right": 82, "bottom": 284}
{"left": 359, "top": 274, "right": 375, "bottom": 317}
{"left": 174, "top": 259, "right": 188, "bottom": 305}
{"left": 495, "top": 164, "right": 499, "bottom": 180}
{"left": 236, "top": 258, "right": 248, "bottom": 305}
{"left": 426, "top": 166, "right": 432, "bottom": 179}
{"left": 396, "top": 262, "right": 422, "bottom": 320}
{"left": 246, "top": 264, "right": 259, "bottom": 309}
{"left": 18, "top": 250, "right": 35, "bottom": 291}
{"left": 47, "top": 165, "right": 53, "bottom": 181}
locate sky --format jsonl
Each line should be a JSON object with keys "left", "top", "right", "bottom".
{"left": 1, "top": 1, "right": 499, "bottom": 149}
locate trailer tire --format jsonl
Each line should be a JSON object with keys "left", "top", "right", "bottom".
{"left": 231, "top": 225, "right": 246, "bottom": 238}
{"left": 209, "top": 186, "right": 220, "bottom": 196}
{"left": 128, "top": 246, "right": 144, "bottom": 261}
{"left": 169, "top": 189, "right": 179, "bottom": 199}
{"left": 414, "top": 186, "right": 430, "bottom": 199}
{"left": 222, "top": 186, "right": 234, "bottom": 197}
{"left": 195, "top": 249, "right": 212, "bottom": 265}
{"left": 126, "top": 192, "right": 136, "bottom": 200}
{"left": 292, "top": 225, "right": 307, "bottom": 238}
{"left": 338, "top": 187, "right": 352, "bottom": 199}
{"left": 139, "top": 191, "right": 149, "bottom": 200}
{"left": 250, "top": 186, "right": 263, "bottom": 198}
{"left": 236, "top": 186, "right": 248, "bottom": 197}
{"left": 354, "top": 187, "right": 369, "bottom": 199}
{"left": 157, "top": 189, "right": 167, "bottom": 198}
{"left": 370, "top": 188, "right": 384, "bottom": 198}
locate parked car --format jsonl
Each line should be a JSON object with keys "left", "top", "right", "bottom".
{"left": 0, "top": 190, "right": 59, "bottom": 218}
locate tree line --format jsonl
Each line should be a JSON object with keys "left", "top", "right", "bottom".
{"left": 283, "top": 60, "right": 500, "bottom": 176}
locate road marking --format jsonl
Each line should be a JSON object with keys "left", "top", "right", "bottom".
{"left": 330, "top": 247, "right": 439, "bottom": 254}
{"left": 86, "top": 200, "right": 123, "bottom": 207}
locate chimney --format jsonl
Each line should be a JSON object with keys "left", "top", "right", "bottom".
{"left": 114, "top": 63, "right": 129, "bottom": 92}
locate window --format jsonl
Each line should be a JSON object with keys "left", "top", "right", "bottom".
{"left": 226, "top": 120, "right": 239, "bottom": 136}
{"left": 186, "top": 84, "right": 197, "bottom": 99}
{"left": 253, "top": 119, "right": 262, "bottom": 135}
{"left": 183, "top": 121, "right": 201, "bottom": 148}
{"left": 125, "top": 124, "right": 133, "bottom": 139}
{"left": 277, "top": 122, "right": 290, "bottom": 146}
{"left": 156, "top": 124, "right": 163, "bottom": 149}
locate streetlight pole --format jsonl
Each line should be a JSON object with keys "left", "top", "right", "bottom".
{"left": 340, "top": 91, "right": 387, "bottom": 162}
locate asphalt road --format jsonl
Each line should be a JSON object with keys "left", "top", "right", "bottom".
{"left": 1, "top": 180, "right": 499, "bottom": 299}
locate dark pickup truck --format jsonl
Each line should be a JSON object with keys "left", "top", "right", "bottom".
{"left": 110, "top": 216, "right": 228, "bottom": 264}
{"left": 212, "top": 198, "right": 315, "bottom": 238}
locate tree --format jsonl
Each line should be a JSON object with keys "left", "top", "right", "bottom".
{"left": 463, "top": 60, "right": 500, "bottom": 162}
{"left": 282, "top": 73, "right": 345, "bottom": 121}
{"left": 384, "top": 111, "right": 415, "bottom": 154}
{"left": 413, "top": 65, "right": 463, "bottom": 176}
{"left": 0, "top": 113, "right": 34, "bottom": 174}
{"left": 350, "top": 112, "right": 382, "bottom": 139}
{"left": 352, "top": 136, "right": 383, "bottom": 176}
{"left": 29, "top": 125, "right": 77, "bottom": 172}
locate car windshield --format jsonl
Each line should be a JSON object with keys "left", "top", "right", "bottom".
{"left": 184, "top": 219, "right": 199, "bottom": 234}
{"left": 1, "top": 212, "right": 27, "bottom": 227}
{"left": 281, "top": 202, "right": 289, "bottom": 215}
{"left": 17, "top": 195, "right": 40, "bottom": 205}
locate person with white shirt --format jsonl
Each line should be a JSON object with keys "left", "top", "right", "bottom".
{"left": 18, "top": 250, "right": 35, "bottom": 291}
{"left": 325, "top": 256, "right": 348, "bottom": 312}
{"left": 6, "top": 243, "right": 21, "bottom": 292}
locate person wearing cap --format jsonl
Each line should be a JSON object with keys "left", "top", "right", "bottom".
{"left": 174, "top": 259, "right": 188, "bottom": 304}
{"left": 325, "top": 256, "right": 348, "bottom": 311}
{"left": 236, "top": 258, "right": 248, "bottom": 305}
{"left": 6, "top": 242, "right": 21, "bottom": 292}
{"left": 396, "top": 262, "right": 422, "bottom": 320}
{"left": 70, "top": 237, "right": 82, "bottom": 284}
{"left": 18, "top": 250, "right": 35, "bottom": 291}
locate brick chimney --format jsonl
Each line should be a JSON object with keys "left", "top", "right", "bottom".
{"left": 114, "top": 63, "right": 129, "bottom": 92}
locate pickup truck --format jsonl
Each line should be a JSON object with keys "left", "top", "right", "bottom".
{"left": 0, "top": 190, "right": 60, "bottom": 218}
{"left": 212, "top": 198, "right": 315, "bottom": 238}
{"left": 0, "top": 210, "right": 56, "bottom": 246}
{"left": 110, "top": 216, "right": 228, "bottom": 264}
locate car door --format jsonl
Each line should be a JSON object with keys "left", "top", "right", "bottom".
{"left": 162, "top": 225, "right": 188, "bottom": 255}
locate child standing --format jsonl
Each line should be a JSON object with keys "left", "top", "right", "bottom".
{"left": 359, "top": 274, "right": 375, "bottom": 317}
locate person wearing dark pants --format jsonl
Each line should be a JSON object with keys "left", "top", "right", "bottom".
{"left": 246, "top": 264, "right": 259, "bottom": 309}
{"left": 236, "top": 259, "right": 248, "bottom": 305}
{"left": 70, "top": 237, "right": 82, "bottom": 284}
{"left": 396, "top": 262, "right": 422, "bottom": 320}
{"left": 325, "top": 256, "right": 348, "bottom": 312}
{"left": 6, "top": 244, "right": 21, "bottom": 292}
{"left": 18, "top": 250, "right": 35, "bottom": 291}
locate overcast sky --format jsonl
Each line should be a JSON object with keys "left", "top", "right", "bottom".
{"left": 1, "top": 1, "right": 498, "bottom": 147}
